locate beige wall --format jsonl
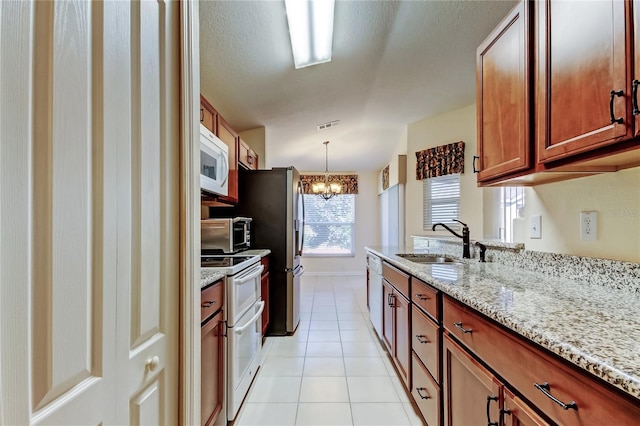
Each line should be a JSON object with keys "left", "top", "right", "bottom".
{"left": 513, "top": 167, "right": 640, "bottom": 262}
{"left": 406, "top": 104, "right": 486, "bottom": 243}
{"left": 302, "top": 172, "right": 380, "bottom": 273}
{"left": 238, "top": 126, "right": 266, "bottom": 167}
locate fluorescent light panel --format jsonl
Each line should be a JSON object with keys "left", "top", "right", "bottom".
{"left": 285, "top": 0, "right": 335, "bottom": 69}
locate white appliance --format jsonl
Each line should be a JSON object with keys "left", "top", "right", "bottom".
{"left": 201, "top": 254, "right": 264, "bottom": 421}
{"left": 368, "top": 254, "right": 383, "bottom": 338}
{"left": 200, "top": 123, "right": 229, "bottom": 197}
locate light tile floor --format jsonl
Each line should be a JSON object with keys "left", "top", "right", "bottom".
{"left": 234, "top": 274, "right": 425, "bottom": 426}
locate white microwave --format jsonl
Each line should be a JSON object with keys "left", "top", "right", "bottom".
{"left": 200, "top": 124, "right": 229, "bottom": 197}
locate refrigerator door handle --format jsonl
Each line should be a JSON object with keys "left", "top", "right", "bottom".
{"left": 293, "top": 265, "right": 305, "bottom": 277}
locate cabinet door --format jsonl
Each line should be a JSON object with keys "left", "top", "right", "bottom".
{"left": 503, "top": 387, "right": 550, "bottom": 426}
{"left": 444, "top": 336, "right": 502, "bottom": 426}
{"left": 217, "top": 117, "right": 239, "bottom": 203}
{"left": 395, "top": 292, "right": 411, "bottom": 388}
{"left": 201, "top": 310, "right": 224, "bottom": 426}
{"left": 476, "top": 0, "right": 531, "bottom": 181}
{"left": 382, "top": 280, "right": 395, "bottom": 354}
{"left": 536, "top": 0, "right": 632, "bottom": 163}
{"left": 261, "top": 271, "right": 270, "bottom": 335}
{"left": 634, "top": 0, "right": 640, "bottom": 137}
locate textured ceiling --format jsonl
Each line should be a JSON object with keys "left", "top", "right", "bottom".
{"left": 199, "top": 0, "right": 517, "bottom": 172}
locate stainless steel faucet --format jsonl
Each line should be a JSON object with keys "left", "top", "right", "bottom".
{"left": 432, "top": 219, "right": 470, "bottom": 259}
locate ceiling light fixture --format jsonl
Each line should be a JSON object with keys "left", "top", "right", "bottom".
{"left": 284, "top": 0, "right": 335, "bottom": 69}
{"left": 312, "top": 141, "right": 342, "bottom": 200}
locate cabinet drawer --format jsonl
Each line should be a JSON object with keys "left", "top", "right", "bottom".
{"left": 201, "top": 279, "right": 224, "bottom": 323}
{"left": 412, "top": 305, "right": 439, "bottom": 383}
{"left": 411, "top": 352, "right": 440, "bottom": 426}
{"left": 412, "top": 278, "right": 439, "bottom": 321}
{"left": 443, "top": 296, "right": 640, "bottom": 426}
{"left": 382, "top": 261, "right": 409, "bottom": 298}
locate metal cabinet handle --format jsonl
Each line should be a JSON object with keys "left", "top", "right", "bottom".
{"left": 486, "top": 395, "right": 499, "bottom": 426}
{"left": 415, "top": 294, "right": 429, "bottom": 301}
{"left": 200, "top": 108, "right": 204, "bottom": 122}
{"left": 416, "top": 387, "right": 431, "bottom": 400}
{"left": 388, "top": 294, "right": 395, "bottom": 307}
{"left": 202, "top": 301, "right": 216, "bottom": 308}
{"left": 632, "top": 80, "right": 639, "bottom": 115}
{"left": 416, "top": 335, "right": 429, "bottom": 344}
{"left": 609, "top": 90, "right": 624, "bottom": 124}
{"left": 500, "top": 409, "right": 511, "bottom": 422}
{"left": 473, "top": 155, "right": 480, "bottom": 173}
{"left": 534, "top": 382, "right": 578, "bottom": 410}
{"left": 454, "top": 321, "right": 473, "bottom": 334}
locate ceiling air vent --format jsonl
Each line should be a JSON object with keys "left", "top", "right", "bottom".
{"left": 317, "top": 120, "right": 340, "bottom": 131}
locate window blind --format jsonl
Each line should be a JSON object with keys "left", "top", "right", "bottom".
{"left": 303, "top": 194, "right": 355, "bottom": 256}
{"left": 423, "top": 174, "right": 460, "bottom": 229}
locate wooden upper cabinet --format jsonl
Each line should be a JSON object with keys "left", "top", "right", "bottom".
{"left": 634, "top": 0, "right": 640, "bottom": 137}
{"left": 200, "top": 95, "right": 217, "bottom": 133}
{"left": 476, "top": 0, "right": 531, "bottom": 182}
{"left": 239, "top": 138, "right": 259, "bottom": 170}
{"left": 217, "top": 116, "right": 239, "bottom": 203}
{"left": 535, "top": 0, "right": 632, "bottom": 163}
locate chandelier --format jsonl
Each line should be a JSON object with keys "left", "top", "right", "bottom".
{"left": 312, "top": 141, "right": 342, "bottom": 200}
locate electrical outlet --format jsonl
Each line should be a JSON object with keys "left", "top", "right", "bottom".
{"left": 530, "top": 215, "right": 541, "bottom": 239}
{"left": 580, "top": 211, "right": 598, "bottom": 240}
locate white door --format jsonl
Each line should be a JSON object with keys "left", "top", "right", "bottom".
{"left": 0, "top": 1, "right": 180, "bottom": 424}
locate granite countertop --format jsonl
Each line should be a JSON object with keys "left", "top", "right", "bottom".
{"left": 201, "top": 270, "right": 225, "bottom": 289}
{"left": 366, "top": 246, "right": 640, "bottom": 400}
{"left": 240, "top": 249, "right": 271, "bottom": 257}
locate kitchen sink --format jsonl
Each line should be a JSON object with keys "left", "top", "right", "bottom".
{"left": 396, "top": 254, "right": 462, "bottom": 265}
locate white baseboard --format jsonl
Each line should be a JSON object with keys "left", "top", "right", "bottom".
{"left": 303, "top": 271, "right": 366, "bottom": 277}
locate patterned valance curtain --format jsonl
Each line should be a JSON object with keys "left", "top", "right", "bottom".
{"left": 416, "top": 141, "right": 465, "bottom": 180}
{"left": 300, "top": 174, "right": 359, "bottom": 194}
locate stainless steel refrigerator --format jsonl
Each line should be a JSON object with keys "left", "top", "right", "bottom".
{"left": 237, "top": 167, "right": 305, "bottom": 335}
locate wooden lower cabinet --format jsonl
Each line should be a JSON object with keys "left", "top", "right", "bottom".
{"left": 201, "top": 309, "right": 224, "bottom": 426}
{"left": 412, "top": 353, "right": 441, "bottom": 426}
{"left": 503, "top": 387, "right": 550, "bottom": 426}
{"left": 444, "top": 335, "right": 502, "bottom": 426}
{"left": 382, "top": 278, "right": 411, "bottom": 387}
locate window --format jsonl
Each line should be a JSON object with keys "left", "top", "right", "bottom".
{"left": 303, "top": 194, "right": 355, "bottom": 256}
{"left": 499, "top": 187, "right": 525, "bottom": 242}
{"left": 423, "top": 174, "right": 460, "bottom": 230}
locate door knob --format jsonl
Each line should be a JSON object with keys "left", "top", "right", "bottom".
{"left": 146, "top": 355, "right": 160, "bottom": 372}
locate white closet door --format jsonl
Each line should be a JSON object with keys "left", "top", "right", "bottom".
{"left": 0, "top": 1, "right": 180, "bottom": 424}
{"left": 110, "top": 0, "right": 179, "bottom": 424}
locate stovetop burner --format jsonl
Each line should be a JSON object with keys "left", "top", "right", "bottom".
{"left": 201, "top": 256, "right": 254, "bottom": 268}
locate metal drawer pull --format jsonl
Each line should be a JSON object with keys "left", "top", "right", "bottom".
{"left": 473, "top": 155, "right": 480, "bottom": 173}
{"left": 609, "top": 90, "right": 624, "bottom": 124}
{"left": 486, "top": 395, "right": 499, "bottom": 426}
{"left": 202, "top": 301, "right": 216, "bottom": 308}
{"left": 416, "top": 335, "right": 429, "bottom": 344}
{"left": 416, "top": 387, "right": 430, "bottom": 400}
{"left": 453, "top": 321, "right": 473, "bottom": 334}
{"left": 534, "top": 382, "right": 578, "bottom": 410}
{"left": 415, "top": 294, "right": 430, "bottom": 301}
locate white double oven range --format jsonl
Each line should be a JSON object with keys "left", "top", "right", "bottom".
{"left": 201, "top": 253, "right": 264, "bottom": 421}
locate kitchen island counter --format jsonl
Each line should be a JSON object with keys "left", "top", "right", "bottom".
{"left": 366, "top": 246, "right": 640, "bottom": 400}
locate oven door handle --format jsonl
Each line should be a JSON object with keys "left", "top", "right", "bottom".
{"left": 233, "top": 301, "right": 265, "bottom": 335}
{"left": 236, "top": 264, "right": 264, "bottom": 284}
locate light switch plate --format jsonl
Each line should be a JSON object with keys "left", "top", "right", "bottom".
{"left": 580, "top": 211, "right": 598, "bottom": 240}
{"left": 530, "top": 215, "right": 542, "bottom": 239}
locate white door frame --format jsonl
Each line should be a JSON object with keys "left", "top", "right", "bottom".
{"left": 179, "top": 1, "right": 201, "bottom": 425}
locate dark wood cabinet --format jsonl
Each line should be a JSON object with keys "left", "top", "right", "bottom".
{"left": 443, "top": 336, "right": 502, "bottom": 426}
{"left": 260, "top": 256, "right": 269, "bottom": 336}
{"left": 476, "top": 0, "right": 531, "bottom": 182}
{"left": 217, "top": 117, "right": 239, "bottom": 204}
{"left": 634, "top": 0, "right": 640, "bottom": 138}
{"left": 535, "top": 0, "right": 632, "bottom": 163}
{"left": 201, "top": 279, "right": 224, "bottom": 426}
{"left": 239, "top": 138, "right": 258, "bottom": 170}
{"left": 382, "top": 277, "right": 411, "bottom": 387}
{"left": 200, "top": 95, "right": 217, "bottom": 134}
